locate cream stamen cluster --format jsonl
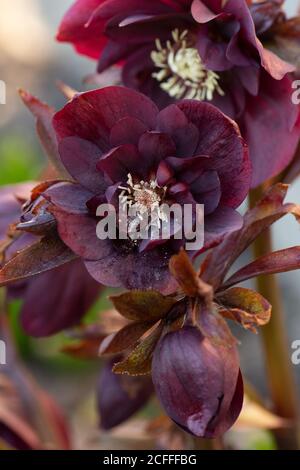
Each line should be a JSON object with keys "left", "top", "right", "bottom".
{"left": 151, "top": 29, "right": 224, "bottom": 101}
{"left": 119, "top": 174, "right": 168, "bottom": 241}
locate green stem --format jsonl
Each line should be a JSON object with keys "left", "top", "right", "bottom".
{"left": 250, "top": 189, "right": 299, "bottom": 449}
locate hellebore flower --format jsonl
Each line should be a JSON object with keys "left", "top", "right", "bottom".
{"left": 0, "top": 184, "right": 101, "bottom": 337}
{"left": 57, "top": 0, "right": 300, "bottom": 187}
{"left": 97, "top": 184, "right": 300, "bottom": 437}
{"left": 41, "top": 86, "right": 250, "bottom": 292}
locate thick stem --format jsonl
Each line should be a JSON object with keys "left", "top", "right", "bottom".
{"left": 250, "top": 189, "right": 299, "bottom": 449}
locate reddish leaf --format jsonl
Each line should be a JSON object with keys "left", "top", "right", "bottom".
{"left": 216, "top": 287, "right": 272, "bottom": 332}
{"left": 202, "top": 184, "right": 300, "bottom": 289}
{"left": 110, "top": 290, "right": 176, "bottom": 322}
{"left": 113, "top": 322, "right": 164, "bottom": 376}
{"left": 169, "top": 249, "right": 213, "bottom": 303}
{"left": 99, "top": 321, "right": 153, "bottom": 356}
{"left": 223, "top": 247, "right": 300, "bottom": 288}
{"left": 0, "top": 234, "right": 77, "bottom": 286}
{"left": 19, "top": 90, "right": 69, "bottom": 178}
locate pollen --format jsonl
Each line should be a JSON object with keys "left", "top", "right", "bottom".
{"left": 151, "top": 29, "right": 225, "bottom": 101}
{"left": 118, "top": 174, "right": 168, "bottom": 241}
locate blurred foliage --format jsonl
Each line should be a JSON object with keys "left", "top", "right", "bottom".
{"left": 0, "top": 134, "right": 41, "bottom": 184}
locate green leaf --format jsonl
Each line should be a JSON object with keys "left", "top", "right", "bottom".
{"left": 99, "top": 321, "right": 153, "bottom": 356}
{"left": 110, "top": 290, "right": 176, "bottom": 322}
{"left": 113, "top": 322, "right": 164, "bottom": 376}
{"left": 216, "top": 287, "right": 271, "bottom": 332}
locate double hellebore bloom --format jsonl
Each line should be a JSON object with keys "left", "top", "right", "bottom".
{"left": 57, "top": 0, "right": 300, "bottom": 187}
{"left": 42, "top": 86, "right": 250, "bottom": 292}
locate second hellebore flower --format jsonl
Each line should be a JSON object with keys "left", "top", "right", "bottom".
{"left": 57, "top": 0, "right": 300, "bottom": 187}
{"left": 42, "top": 86, "right": 250, "bottom": 292}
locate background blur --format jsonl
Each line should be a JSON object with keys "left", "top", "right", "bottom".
{"left": 0, "top": 0, "right": 299, "bottom": 450}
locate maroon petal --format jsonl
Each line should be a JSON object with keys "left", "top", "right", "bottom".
{"left": 97, "top": 359, "right": 153, "bottom": 430}
{"left": 20, "top": 260, "right": 101, "bottom": 337}
{"left": 152, "top": 325, "right": 242, "bottom": 438}
{"left": 156, "top": 160, "right": 175, "bottom": 186}
{"left": 203, "top": 206, "right": 243, "bottom": 250}
{"left": 50, "top": 207, "right": 112, "bottom": 262}
{"left": 241, "top": 73, "right": 300, "bottom": 188}
{"left": 166, "top": 155, "right": 210, "bottom": 185}
{"left": 190, "top": 170, "right": 221, "bottom": 214}
{"left": 58, "top": 137, "right": 106, "bottom": 193}
{"left": 110, "top": 117, "right": 148, "bottom": 147}
{"left": 44, "top": 182, "right": 93, "bottom": 214}
{"left": 85, "top": 242, "right": 177, "bottom": 293}
{"left": 138, "top": 132, "right": 176, "bottom": 171}
{"left": 98, "top": 40, "right": 139, "bottom": 73}
{"left": 176, "top": 100, "right": 251, "bottom": 208}
{"left": 53, "top": 87, "right": 159, "bottom": 152}
{"left": 157, "top": 105, "right": 200, "bottom": 157}
{"left": 57, "top": 0, "right": 107, "bottom": 59}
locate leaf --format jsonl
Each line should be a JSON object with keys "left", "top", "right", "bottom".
{"left": 19, "top": 90, "right": 69, "bottom": 178}
{"left": 99, "top": 321, "right": 153, "bottom": 356}
{"left": 113, "top": 322, "right": 164, "bottom": 376}
{"left": 202, "top": 184, "right": 300, "bottom": 289}
{"left": 62, "top": 339, "right": 104, "bottom": 359}
{"left": 0, "top": 233, "right": 77, "bottom": 286}
{"left": 110, "top": 290, "right": 176, "bottom": 322}
{"left": 169, "top": 249, "right": 199, "bottom": 296}
{"left": 224, "top": 247, "right": 300, "bottom": 288}
{"left": 216, "top": 287, "right": 271, "bottom": 332}
{"left": 169, "top": 249, "right": 213, "bottom": 302}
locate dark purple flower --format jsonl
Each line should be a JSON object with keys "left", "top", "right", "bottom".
{"left": 97, "top": 359, "right": 153, "bottom": 430}
{"left": 42, "top": 86, "right": 250, "bottom": 292}
{"left": 0, "top": 184, "right": 101, "bottom": 337}
{"left": 152, "top": 324, "right": 243, "bottom": 438}
{"left": 57, "top": 0, "right": 300, "bottom": 187}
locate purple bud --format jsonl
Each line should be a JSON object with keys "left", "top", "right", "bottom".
{"left": 152, "top": 325, "right": 243, "bottom": 438}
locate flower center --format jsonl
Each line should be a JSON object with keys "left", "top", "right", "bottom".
{"left": 118, "top": 174, "right": 168, "bottom": 241}
{"left": 151, "top": 29, "right": 224, "bottom": 101}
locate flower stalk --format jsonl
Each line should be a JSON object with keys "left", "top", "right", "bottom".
{"left": 250, "top": 187, "right": 300, "bottom": 449}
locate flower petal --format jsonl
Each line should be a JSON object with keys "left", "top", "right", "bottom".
{"left": 58, "top": 137, "right": 106, "bottom": 193}
{"left": 157, "top": 105, "right": 200, "bottom": 157}
{"left": 241, "top": 74, "right": 300, "bottom": 188}
{"left": 152, "top": 325, "right": 242, "bottom": 438}
{"left": 176, "top": 100, "right": 251, "bottom": 208}
{"left": 53, "top": 87, "right": 159, "bottom": 152}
